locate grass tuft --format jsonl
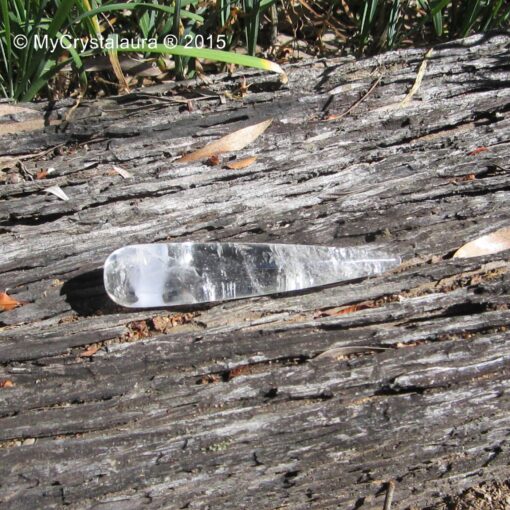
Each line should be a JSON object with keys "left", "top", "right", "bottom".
{"left": 0, "top": 1, "right": 508, "bottom": 101}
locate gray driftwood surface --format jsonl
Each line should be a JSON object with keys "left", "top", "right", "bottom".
{"left": 1, "top": 32, "right": 510, "bottom": 510}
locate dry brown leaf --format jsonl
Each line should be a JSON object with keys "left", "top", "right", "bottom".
{"left": 315, "top": 302, "right": 375, "bottom": 318}
{"left": 177, "top": 119, "right": 272, "bottom": 164}
{"left": 400, "top": 48, "right": 433, "bottom": 107}
{"left": 468, "top": 146, "right": 488, "bottom": 156}
{"left": 315, "top": 346, "right": 387, "bottom": 360}
{"left": 35, "top": 169, "right": 48, "bottom": 180}
{"left": 453, "top": 227, "right": 510, "bottom": 259}
{"left": 206, "top": 154, "right": 221, "bottom": 166}
{"left": 237, "top": 77, "right": 250, "bottom": 97}
{"left": 225, "top": 156, "right": 257, "bottom": 170}
{"left": 108, "top": 51, "right": 131, "bottom": 94}
{"left": 0, "top": 291, "right": 23, "bottom": 311}
{"left": 279, "top": 72, "right": 289, "bottom": 85}
{"left": 197, "top": 374, "right": 222, "bottom": 385}
{"left": 330, "top": 303, "right": 372, "bottom": 316}
{"left": 112, "top": 165, "right": 133, "bottom": 179}
{"left": 0, "top": 379, "right": 15, "bottom": 389}
{"left": 226, "top": 365, "right": 251, "bottom": 380}
{"left": 80, "top": 344, "right": 100, "bottom": 357}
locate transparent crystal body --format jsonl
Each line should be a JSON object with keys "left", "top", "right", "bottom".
{"left": 103, "top": 242, "right": 400, "bottom": 308}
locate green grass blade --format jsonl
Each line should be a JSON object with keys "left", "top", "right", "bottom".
{"left": 47, "top": 0, "right": 75, "bottom": 38}
{"left": 432, "top": 9, "right": 443, "bottom": 36}
{"left": 138, "top": 8, "right": 151, "bottom": 39}
{"left": 430, "top": 0, "right": 451, "bottom": 16}
{"left": 15, "top": 0, "right": 76, "bottom": 100}
{"left": 243, "top": 0, "right": 261, "bottom": 55}
{"left": 218, "top": 0, "right": 232, "bottom": 27}
{"left": 0, "top": 0, "right": 12, "bottom": 96}
{"left": 21, "top": 30, "right": 87, "bottom": 102}
{"left": 74, "top": 2, "right": 204, "bottom": 24}
{"left": 424, "top": 0, "right": 449, "bottom": 36}
{"left": 360, "top": 0, "right": 379, "bottom": 45}
{"left": 480, "top": 0, "right": 503, "bottom": 30}
{"left": 21, "top": 57, "right": 68, "bottom": 102}
{"left": 386, "top": 0, "right": 401, "bottom": 49}
{"left": 116, "top": 43, "right": 283, "bottom": 74}
{"left": 501, "top": 4, "right": 510, "bottom": 23}
{"left": 259, "top": 0, "right": 276, "bottom": 9}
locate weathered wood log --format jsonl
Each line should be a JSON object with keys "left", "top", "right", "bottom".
{"left": 1, "top": 31, "right": 510, "bottom": 509}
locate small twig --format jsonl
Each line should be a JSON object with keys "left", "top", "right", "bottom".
{"left": 383, "top": 480, "right": 395, "bottom": 510}
{"left": 269, "top": 4, "right": 278, "bottom": 47}
{"left": 2, "top": 143, "right": 65, "bottom": 164}
{"left": 63, "top": 83, "right": 86, "bottom": 124}
{"left": 325, "top": 76, "right": 382, "bottom": 121}
{"left": 298, "top": 0, "right": 347, "bottom": 40}
{"left": 400, "top": 48, "right": 433, "bottom": 107}
{"left": 17, "top": 160, "right": 34, "bottom": 181}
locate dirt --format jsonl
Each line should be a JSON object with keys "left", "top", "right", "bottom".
{"left": 425, "top": 480, "right": 510, "bottom": 510}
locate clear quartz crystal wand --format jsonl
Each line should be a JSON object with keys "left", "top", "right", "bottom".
{"left": 104, "top": 242, "right": 400, "bottom": 308}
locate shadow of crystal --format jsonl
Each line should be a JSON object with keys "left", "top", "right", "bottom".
{"left": 60, "top": 269, "right": 214, "bottom": 316}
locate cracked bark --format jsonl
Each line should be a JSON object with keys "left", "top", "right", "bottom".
{"left": 1, "top": 32, "right": 510, "bottom": 510}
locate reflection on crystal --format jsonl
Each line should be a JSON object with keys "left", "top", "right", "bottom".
{"left": 103, "top": 242, "right": 400, "bottom": 308}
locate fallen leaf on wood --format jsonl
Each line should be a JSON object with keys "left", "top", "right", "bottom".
{"left": 80, "top": 344, "right": 99, "bottom": 357}
{"left": 315, "top": 302, "right": 375, "bottom": 318}
{"left": 400, "top": 48, "right": 433, "bottom": 107}
{"left": 225, "top": 156, "right": 257, "bottom": 169}
{"left": 108, "top": 51, "right": 131, "bottom": 94}
{"left": 331, "top": 303, "right": 373, "bottom": 316}
{"left": 206, "top": 154, "right": 221, "bottom": 166}
{"left": 447, "top": 173, "right": 476, "bottom": 185}
{"left": 197, "top": 374, "right": 222, "bottom": 385}
{"left": 44, "top": 185, "right": 69, "bottom": 201}
{"left": 0, "top": 379, "right": 15, "bottom": 389}
{"left": 226, "top": 365, "right": 251, "bottom": 380}
{"left": 279, "top": 72, "right": 289, "bottom": 85}
{"left": 177, "top": 119, "right": 272, "bottom": 164}
{"left": 0, "top": 292, "right": 23, "bottom": 311}
{"left": 315, "top": 345, "right": 388, "bottom": 360}
{"left": 112, "top": 165, "right": 133, "bottom": 178}
{"left": 237, "top": 77, "right": 251, "bottom": 98}
{"left": 453, "top": 227, "right": 510, "bottom": 258}
{"left": 468, "top": 146, "right": 488, "bottom": 156}
{"left": 35, "top": 169, "right": 48, "bottom": 180}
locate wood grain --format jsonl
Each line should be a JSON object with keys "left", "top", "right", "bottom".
{"left": 1, "top": 32, "right": 510, "bottom": 509}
